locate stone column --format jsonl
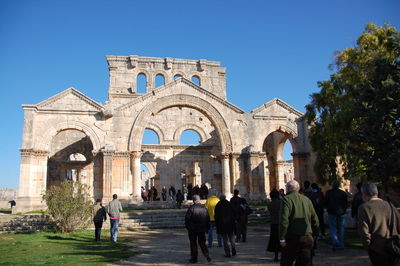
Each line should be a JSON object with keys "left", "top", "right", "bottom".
{"left": 276, "top": 161, "right": 286, "bottom": 189}
{"left": 292, "top": 152, "right": 309, "bottom": 182}
{"left": 102, "top": 150, "right": 114, "bottom": 202}
{"left": 221, "top": 153, "right": 231, "bottom": 199}
{"left": 14, "top": 149, "right": 49, "bottom": 213}
{"left": 130, "top": 151, "right": 142, "bottom": 202}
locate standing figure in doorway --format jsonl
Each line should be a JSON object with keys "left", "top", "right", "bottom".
{"left": 107, "top": 194, "right": 123, "bottom": 243}
{"left": 162, "top": 186, "right": 167, "bottom": 201}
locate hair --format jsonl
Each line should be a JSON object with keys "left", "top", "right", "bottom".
{"left": 311, "top": 183, "right": 319, "bottom": 190}
{"left": 113, "top": 194, "right": 118, "bottom": 199}
{"left": 269, "top": 189, "right": 280, "bottom": 199}
{"left": 331, "top": 180, "right": 341, "bottom": 189}
{"left": 303, "top": 180, "right": 311, "bottom": 189}
{"left": 209, "top": 188, "right": 218, "bottom": 196}
{"left": 192, "top": 194, "right": 201, "bottom": 202}
{"left": 356, "top": 182, "right": 362, "bottom": 190}
{"left": 361, "top": 182, "right": 378, "bottom": 196}
{"left": 233, "top": 189, "right": 239, "bottom": 196}
{"left": 286, "top": 180, "right": 300, "bottom": 191}
{"left": 96, "top": 199, "right": 101, "bottom": 203}
{"left": 219, "top": 193, "right": 226, "bottom": 200}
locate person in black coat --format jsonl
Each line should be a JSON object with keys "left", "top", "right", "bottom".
{"left": 215, "top": 194, "right": 237, "bottom": 257}
{"left": 185, "top": 194, "right": 212, "bottom": 263}
{"left": 230, "top": 189, "right": 251, "bottom": 242}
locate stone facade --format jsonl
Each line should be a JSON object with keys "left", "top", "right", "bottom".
{"left": 15, "top": 55, "right": 315, "bottom": 213}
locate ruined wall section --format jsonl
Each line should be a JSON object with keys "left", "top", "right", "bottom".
{"left": 106, "top": 55, "right": 227, "bottom": 106}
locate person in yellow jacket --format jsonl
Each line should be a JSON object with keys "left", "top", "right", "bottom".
{"left": 205, "top": 188, "right": 222, "bottom": 247}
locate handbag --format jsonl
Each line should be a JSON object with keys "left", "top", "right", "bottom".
{"left": 385, "top": 202, "right": 400, "bottom": 257}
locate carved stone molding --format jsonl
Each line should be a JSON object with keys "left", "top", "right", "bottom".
{"left": 19, "top": 149, "right": 49, "bottom": 158}
{"left": 130, "top": 151, "right": 142, "bottom": 159}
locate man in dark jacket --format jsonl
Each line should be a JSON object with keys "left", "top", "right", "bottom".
{"left": 230, "top": 189, "right": 251, "bottom": 242}
{"left": 325, "top": 180, "right": 348, "bottom": 250}
{"left": 185, "top": 194, "right": 212, "bottom": 263}
{"left": 215, "top": 194, "right": 237, "bottom": 257}
{"left": 279, "top": 180, "right": 319, "bottom": 266}
{"left": 92, "top": 199, "right": 107, "bottom": 242}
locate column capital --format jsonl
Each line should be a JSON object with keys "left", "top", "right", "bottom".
{"left": 220, "top": 152, "right": 230, "bottom": 159}
{"left": 130, "top": 151, "right": 142, "bottom": 159}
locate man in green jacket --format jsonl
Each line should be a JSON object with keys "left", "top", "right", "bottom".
{"left": 279, "top": 180, "right": 319, "bottom": 266}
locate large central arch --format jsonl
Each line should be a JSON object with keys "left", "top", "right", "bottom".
{"left": 128, "top": 94, "right": 233, "bottom": 153}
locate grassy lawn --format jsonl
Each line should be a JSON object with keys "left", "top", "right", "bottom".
{"left": 0, "top": 230, "right": 137, "bottom": 265}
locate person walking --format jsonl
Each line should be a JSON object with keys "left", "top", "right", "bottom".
{"left": 185, "top": 194, "right": 212, "bottom": 264}
{"left": 351, "top": 182, "right": 363, "bottom": 221}
{"left": 183, "top": 184, "right": 188, "bottom": 201}
{"left": 279, "top": 180, "right": 319, "bottom": 266}
{"left": 92, "top": 199, "right": 107, "bottom": 242}
{"left": 215, "top": 194, "right": 237, "bottom": 257}
{"left": 325, "top": 180, "right": 348, "bottom": 250}
{"left": 358, "top": 182, "right": 400, "bottom": 266}
{"left": 205, "top": 188, "right": 222, "bottom": 248}
{"left": 230, "top": 189, "right": 251, "bottom": 242}
{"left": 169, "top": 185, "right": 176, "bottom": 201}
{"left": 310, "top": 183, "right": 326, "bottom": 239}
{"left": 107, "top": 194, "right": 123, "bottom": 243}
{"left": 267, "top": 189, "right": 281, "bottom": 262}
{"left": 176, "top": 189, "right": 184, "bottom": 209}
{"left": 162, "top": 186, "right": 167, "bottom": 201}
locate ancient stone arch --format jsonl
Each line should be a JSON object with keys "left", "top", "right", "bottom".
{"left": 39, "top": 121, "right": 101, "bottom": 152}
{"left": 128, "top": 94, "right": 233, "bottom": 153}
{"left": 173, "top": 123, "right": 208, "bottom": 144}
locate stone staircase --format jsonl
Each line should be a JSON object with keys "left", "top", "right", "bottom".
{"left": 0, "top": 207, "right": 269, "bottom": 233}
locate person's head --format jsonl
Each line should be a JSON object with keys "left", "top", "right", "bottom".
{"left": 311, "top": 183, "right": 319, "bottom": 190}
{"left": 279, "top": 188, "right": 285, "bottom": 195}
{"left": 219, "top": 193, "right": 226, "bottom": 201}
{"left": 356, "top": 182, "right": 362, "bottom": 191}
{"left": 96, "top": 199, "right": 101, "bottom": 203}
{"left": 209, "top": 188, "right": 218, "bottom": 197}
{"left": 192, "top": 194, "right": 201, "bottom": 203}
{"left": 233, "top": 189, "right": 239, "bottom": 196}
{"left": 270, "top": 189, "right": 280, "bottom": 199}
{"left": 177, "top": 189, "right": 181, "bottom": 193}
{"left": 361, "top": 182, "right": 378, "bottom": 202}
{"left": 303, "top": 180, "right": 311, "bottom": 189}
{"left": 113, "top": 194, "right": 118, "bottom": 199}
{"left": 285, "top": 180, "right": 300, "bottom": 193}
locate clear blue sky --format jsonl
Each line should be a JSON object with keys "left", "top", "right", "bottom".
{"left": 0, "top": 0, "right": 399, "bottom": 188}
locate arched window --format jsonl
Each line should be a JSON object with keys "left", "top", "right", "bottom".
{"left": 282, "top": 140, "right": 293, "bottom": 161}
{"left": 191, "top": 75, "right": 200, "bottom": 86}
{"left": 136, "top": 73, "right": 147, "bottom": 93}
{"left": 173, "top": 74, "right": 182, "bottom": 80}
{"left": 155, "top": 74, "right": 165, "bottom": 88}
{"left": 142, "top": 129, "right": 159, "bottom": 144}
{"left": 180, "top": 129, "right": 201, "bottom": 145}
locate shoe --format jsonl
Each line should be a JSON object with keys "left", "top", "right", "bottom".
{"left": 232, "top": 249, "right": 236, "bottom": 256}
{"left": 189, "top": 259, "right": 197, "bottom": 263}
{"left": 206, "top": 257, "right": 212, "bottom": 262}
{"left": 224, "top": 254, "right": 231, "bottom": 257}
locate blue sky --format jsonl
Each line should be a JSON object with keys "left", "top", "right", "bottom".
{"left": 0, "top": 0, "right": 399, "bottom": 188}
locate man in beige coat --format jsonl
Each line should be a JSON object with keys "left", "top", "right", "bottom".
{"left": 358, "top": 182, "right": 400, "bottom": 266}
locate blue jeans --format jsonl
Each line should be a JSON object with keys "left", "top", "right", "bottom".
{"left": 110, "top": 219, "right": 120, "bottom": 242}
{"left": 208, "top": 221, "right": 222, "bottom": 247}
{"left": 327, "top": 214, "right": 344, "bottom": 248}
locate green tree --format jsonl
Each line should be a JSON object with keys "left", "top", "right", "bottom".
{"left": 305, "top": 23, "right": 400, "bottom": 187}
{"left": 43, "top": 180, "right": 93, "bottom": 233}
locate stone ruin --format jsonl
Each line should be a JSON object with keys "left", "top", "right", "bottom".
{"left": 15, "top": 55, "right": 315, "bottom": 212}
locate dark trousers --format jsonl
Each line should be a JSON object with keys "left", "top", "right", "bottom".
{"left": 281, "top": 235, "right": 314, "bottom": 266}
{"left": 316, "top": 210, "right": 325, "bottom": 236}
{"left": 235, "top": 221, "right": 247, "bottom": 242}
{"left": 188, "top": 230, "right": 210, "bottom": 261}
{"left": 221, "top": 232, "right": 236, "bottom": 256}
{"left": 93, "top": 220, "right": 103, "bottom": 242}
{"left": 368, "top": 249, "right": 399, "bottom": 266}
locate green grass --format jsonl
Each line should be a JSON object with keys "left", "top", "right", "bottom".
{"left": 0, "top": 230, "right": 137, "bottom": 265}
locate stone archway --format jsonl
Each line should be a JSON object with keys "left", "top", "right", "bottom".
{"left": 128, "top": 94, "right": 233, "bottom": 200}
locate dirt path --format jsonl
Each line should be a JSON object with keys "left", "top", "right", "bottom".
{"left": 111, "top": 226, "right": 370, "bottom": 266}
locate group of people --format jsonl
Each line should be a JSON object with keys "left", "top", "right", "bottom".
{"left": 266, "top": 179, "right": 400, "bottom": 266}
{"left": 92, "top": 194, "right": 123, "bottom": 243}
{"left": 184, "top": 188, "right": 252, "bottom": 263}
